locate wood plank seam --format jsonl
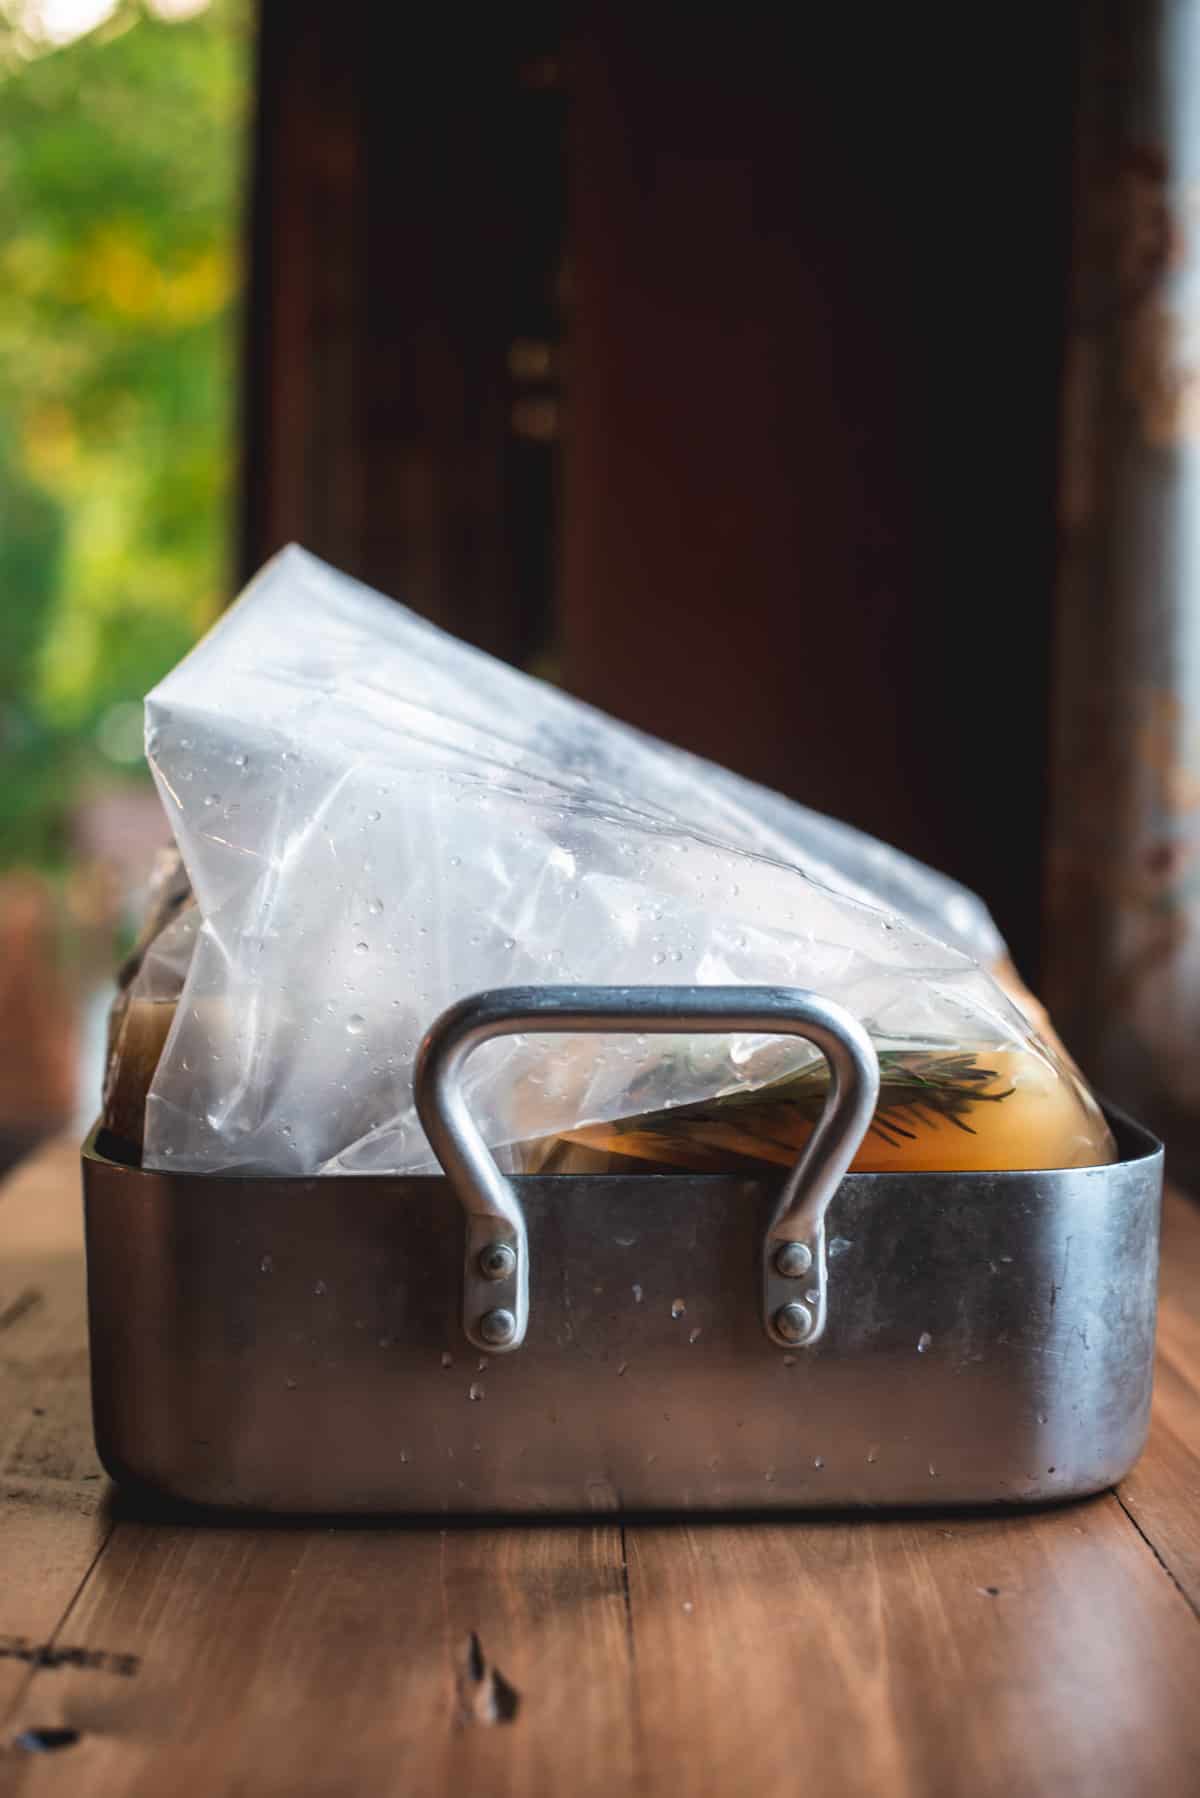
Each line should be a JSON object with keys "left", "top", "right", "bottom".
{"left": 0, "top": 1518, "right": 116, "bottom": 1740}
{"left": 1113, "top": 1489, "right": 1200, "bottom": 1624}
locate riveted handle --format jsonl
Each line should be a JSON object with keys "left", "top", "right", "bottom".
{"left": 414, "top": 985, "right": 880, "bottom": 1354}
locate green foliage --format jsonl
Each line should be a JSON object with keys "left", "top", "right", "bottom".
{"left": 0, "top": 0, "right": 249, "bottom": 868}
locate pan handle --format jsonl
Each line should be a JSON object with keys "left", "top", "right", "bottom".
{"left": 414, "top": 985, "right": 879, "bottom": 1355}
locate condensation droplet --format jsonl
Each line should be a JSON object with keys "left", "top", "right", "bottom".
{"left": 259, "top": 1254, "right": 274, "bottom": 1275}
{"left": 917, "top": 1331, "right": 932, "bottom": 1353}
{"left": 354, "top": 941, "right": 369, "bottom": 955}
{"left": 367, "top": 809, "right": 381, "bottom": 824}
{"left": 671, "top": 1298, "right": 686, "bottom": 1319}
{"left": 313, "top": 1280, "right": 327, "bottom": 1297}
{"left": 203, "top": 793, "right": 220, "bottom": 807}
{"left": 617, "top": 1361, "right": 628, "bottom": 1376}
{"left": 441, "top": 1351, "right": 454, "bottom": 1369}
{"left": 346, "top": 1014, "right": 366, "bottom": 1035}
{"left": 813, "top": 1456, "right": 825, "bottom": 1470}
{"left": 866, "top": 1446, "right": 879, "bottom": 1464}
{"left": 632, "top": 1283, "right": 643, "bottom": 1303}
{"left": 367, "top": 898, "right": 384, "bottom": 916}
{"left": 469, "top": 1383, "right": 485, "bottom": 1401}
{"left": 284, "top": 1377, "right": 298, "bottom": 1390}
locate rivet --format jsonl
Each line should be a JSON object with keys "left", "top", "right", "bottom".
{"left": 478, "top": 1242, "right": 517, "bottom": 1282}
{"left": 479, "top": 1307, "right": 517, "bottom": 1346}
{"left": 773, "top": 1241, "right": 812, "bottom": 1279}
{"left": 774, "top": 1301, "right": 813, "bottom": 1344}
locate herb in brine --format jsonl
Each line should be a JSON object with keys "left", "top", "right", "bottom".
{"left": 519, "top": 1047, "right": 1114, "bottom": 1175}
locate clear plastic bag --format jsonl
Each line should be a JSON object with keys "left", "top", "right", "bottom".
{"left": 138, "top": 546, "right": 1110, "bottom": 1176}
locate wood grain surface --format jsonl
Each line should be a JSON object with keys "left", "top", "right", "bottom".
{"left": 1, "top": 1142, "right": 1199, "bottom": 1796}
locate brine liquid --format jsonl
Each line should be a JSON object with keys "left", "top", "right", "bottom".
{"left": 516, "top": 1049, "right": 1117, "bottom": 1175}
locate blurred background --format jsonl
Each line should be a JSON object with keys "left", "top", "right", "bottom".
{"left": 0, "top": 0, "right": 246, "bottom": 1167}
{"left": 3, "top": 2, "right": 1199, "bottom": 1171}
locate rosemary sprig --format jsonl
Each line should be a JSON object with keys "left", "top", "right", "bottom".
{"left": 613, "top": 1050, "right": 1014, "bottom": 1150}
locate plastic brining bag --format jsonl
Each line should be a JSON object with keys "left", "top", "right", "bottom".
{"left": 137, "top": 547, "right": 1112, "bottom": 1177}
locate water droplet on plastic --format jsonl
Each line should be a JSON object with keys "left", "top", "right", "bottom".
{"left": 259, "top": 1254, "right": 274, "bottom": 1275}
{"left": 313, "top": 1280, "right": 327, "bottom": 1297}
{"left": 917, "top": 1331, "right": 932, "bottom": 1353}
{"left": 813, "top": 1456, "right": 825, "bottom": 1470}
{"left": 366, "top": 809, "right": 381, "bottom": 824}
{"left": 671, "top": 1298, "right": 686, "bottom": 1319}
{"left": 284, "top": 1377, "right": 298, "bottom": 1390}
{"left": 1037, "top": 1411, "right": 1048, "bottom": 1424}
{"left": 449, "top": 855, "right": 462, "bottom": 867}
{"left": 632, "top": 1283, "right": 643, "bottom": 1303}
{"left": 354, "top": 941, "right": 369, "bottom": 955}
{"left": 782, "top": 1354, "right": 796, "bottom": 1367}
{"left": 346, "top": 1014, "right": 366, "bottom": 1035}
{"left": 617, "top": 1361, "right": 628, "bottom": 1376}
{"left": 469, "top": 1382, "right": 485, "bottom": 1401}
{"left": 203, "top": 792, "right": 219, "bottom": 807}
{"left": 234, "top": 752, "right": 248, "bottom": 768}
{"left": 368, "top": 899, "right": 383, "bottom": 916}
{"left": 928, "top": 1463, "right": 938, "bottom": 1478}
{"left": 866, "top": 1446, "right": 879, "bottom": 1464}
{"left": 399, "top": 1449, "right": 409, "bottom": 1464}
{"left": 829, "top": 1236, "right": 852, "bottom": 1260}
{"left": 441, "top": 1351, "right": 454, "bottom": 1369}
{"left": 688, "top": 1326, "right": 702, "bottom": 1344}
{"left": 651, "top": 951, "right": 667, "bottom": 966}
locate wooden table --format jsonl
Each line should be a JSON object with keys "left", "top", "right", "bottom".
{"left": 1, "top": 1141, "right": 1199, "bottom": 1796}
